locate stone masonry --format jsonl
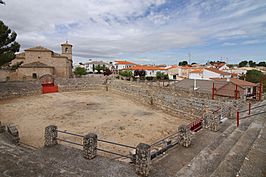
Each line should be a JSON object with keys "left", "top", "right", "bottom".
{"left": 83, "top": 133, "right": 98, "bottom": 160}
{"left": 136, "top": 143, "right": 151, "bottom": 176}
{"left": 44, "top": 125, "right": 58, "bottom": 147}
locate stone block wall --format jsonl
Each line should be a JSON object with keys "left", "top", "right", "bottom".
{"left": 0, "top": 77, "right": 242, "bottom": 121}
{"left": 109, "top": 80, "right": 240, "bottom": 120}
{"left": 0, "top": 81, "right": 42, "bottom": 99}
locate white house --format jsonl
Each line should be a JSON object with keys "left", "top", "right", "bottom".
{"left": 189, "top": 68, "right": 232, "bottom": 80}
{"left": 208, "top": 62, "right": 229, "bottom": 70}
{"left": 168, "top": 66, "right": 193, "bottom": 80}
{"left": 84, "top": 60, "right": 112, "bottom": 73}
{"left": 114, "top": 60, "right": 136, "bottom": 71}
{"left": 125, "top": 65, "right": 167, "bottom": 77}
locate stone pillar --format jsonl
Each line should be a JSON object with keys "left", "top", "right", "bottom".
{"left": 135, "top": 143, "right": 151, "bottom": 176}
{"left": 83, "top": 133, "right": 97, "bottom": 160}
{"left": 178, "top": 125, "right": 192, "bottom": 147}
{"left": 44, "top": 125, "right": 58, "bottom": 147}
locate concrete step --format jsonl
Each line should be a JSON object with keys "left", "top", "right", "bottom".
{"left": 176, "top": 124, "right": 241, "bottom": 177}
{"left": 238, "top": 113, "right": 266, "bottom": 177}
{"left": 210, "top": 109, "right": 266, "bottom": 177}
{"left": 175, "top": 102, "right": 264, "bottom": 177}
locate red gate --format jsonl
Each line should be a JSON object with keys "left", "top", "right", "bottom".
{"left": 40, "top": 74, "right": 58, "bottom": 94}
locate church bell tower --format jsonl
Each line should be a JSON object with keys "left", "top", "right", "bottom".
{"left": 61, "top": 41, "right": 72, "bottom": 61}
{"left": 61, "top": 41, "right": 73, "bottom": 77}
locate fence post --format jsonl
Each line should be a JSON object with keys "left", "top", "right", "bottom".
{"left": 83, "top": 133, "right": 97, "bottom": 160}
{"left": 248, "top": 102, "right": 251, "bottom": 115}
{"left": 235, "top": 85, "right": 238, "bottom": 100}
{"left": 136, "top": 143, "right": 151, "bottom": 176}
{"left": 236, "top": 111, "right": 240, "bottom": 127}
{"left": 178, "top": 125, "right": 192, "bottom": 147}
{"left": 44, "top": 125, "right": 58, "bottom": 147}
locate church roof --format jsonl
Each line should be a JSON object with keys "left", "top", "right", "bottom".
{"left": 15, "top": 52, "right": 25, "bottom": 59}
{"left": 25, "top": 46, "right": 52, "bottom": 52}
{"left": 20, "top": 61, "right": 54, "bottom": 68}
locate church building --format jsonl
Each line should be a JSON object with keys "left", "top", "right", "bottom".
{"left": 11, "top": 41, "right": 73, "bottom": 80}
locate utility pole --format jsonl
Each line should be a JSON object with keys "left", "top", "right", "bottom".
{"left": 188, "top": 52, "right": 191, "bottom": 64}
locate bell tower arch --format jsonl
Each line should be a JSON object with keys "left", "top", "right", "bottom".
{"left": 61, "top": 41, "right": 72, "bottom": 61}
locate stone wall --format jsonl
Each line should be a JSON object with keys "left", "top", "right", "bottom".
{"left": 108, "top": 80, "right": 233, "bottom": 119}
{"left": 55, "top": 77, "right": 106, "bottom": 92}
{"left": 0, "top": 80, "right": 42, "bottom": 99}
{"left": 0, "top": 77, "right": 242, "bottom": 121}
{"left": 0, "top": 77, "right": 106, "bottom": 99}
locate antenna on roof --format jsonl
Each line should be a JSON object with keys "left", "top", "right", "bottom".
{"left": 188, "top": 52, "right": 191, "bottom": 64}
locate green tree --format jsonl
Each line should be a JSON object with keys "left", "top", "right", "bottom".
{"left": 134, "top": 70, "right": 146, "bottom": 78}
{"left": 0, "top": 20, "right": 20, "bottom": 66}
{"left": 119, "top": 70, "right": 132, "bottom": 77}
{"left": 10, "top": 61, "right": 23, "bottom": 70}
{"left": 156, "top": 71, "right": 168, "bottom": 80}
{"left": 239, "top": 60, "right": 248, "bottom": 67}
{"left": 257, "top": 61, "right": 266, "bottom": 67}
{"left": 240, "top": 70, "right": 266, "bottom": 92}
{"left": 241, "top": 70, "right": 264, "bottom": 83}
{"left": 74, "top": 66, "right": 86, "bottom": 76}
{"left": 95, "top": 64, "right": 103, "bottom": 73}
{"left": 248, "top": 60, "right": 256, "bottom": 67}
{"left": 178, "top": 61, "right": 188, "bottom": 66}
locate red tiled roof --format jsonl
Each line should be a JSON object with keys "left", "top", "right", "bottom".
{"left": 190, "top": 68, "right": 204, "bottom": 73}
{"left": 180, "top": 66, "right": 192, "bottom": 69}
{"left": 25, "top": 46, "right": 52, "bottom": 52}
{"left": 210, "top": 62, "right": 225, "bottom": 68}
{"left": 211, "top": 78, "right": 257, "bottom": 87}
{"left": 205, "top": 68, "right": 231, "bottom": 75}
{"left": 125, "top": 65, "right": 166, "bottom": 71}
{"left": 115, "top": 60, "right": 136, "bottom": 65}
{"left": 166, "top": 65, "right": 178, "bottom": 70}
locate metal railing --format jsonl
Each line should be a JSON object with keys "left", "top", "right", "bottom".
{"left": 236, "top": 103, "right": 266, "bottom": 127}
{"left": 56, "top": 129, "right": 135, "bottom": 159}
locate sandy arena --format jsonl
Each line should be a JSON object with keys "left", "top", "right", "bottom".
{"left": 0, "top": 90, "right": 188, "bottom": 154}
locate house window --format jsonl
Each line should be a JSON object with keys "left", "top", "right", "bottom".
{"left": 247, "top": 88, "right": 251, "bottom": 93}
{"left": 32, "top": 73, "right": 37, "bottom": 79}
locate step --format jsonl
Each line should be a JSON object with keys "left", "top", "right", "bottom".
{"left": 238, "top": 113, "right": 266, "bottom": 177}
{"left": 210, "top": 111, "right": 266, "bottom": 177}
{"left": 176, "top": 126, "right": 242, "bottom": 177}
{"left": 175, "top": 102, "right": 264, "bottom": 177}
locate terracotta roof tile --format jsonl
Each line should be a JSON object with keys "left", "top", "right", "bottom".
{"left": 205, "top": 68, "right": 231, "bottom": 75}
{"left": 115, "top": 60, "right": 136, "bottom": 65}
{"left": 125, "top": 65, "right": 166, "bottom": 71}
{"left": 211, "top": 78, "right": 257, "bottom": 87}
{"left": 25, "top": 46, "right": 52, "bottom": 52}
{"left": 190, "top": 68, "right": 204, "bottom": 73}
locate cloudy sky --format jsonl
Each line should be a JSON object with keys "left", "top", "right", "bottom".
{"left": 1, "top": 0, "right": 266, "bottom": 64}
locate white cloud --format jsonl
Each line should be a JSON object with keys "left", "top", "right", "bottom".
{"left": 0, "top": 0, "right": 266, "bottom": 63}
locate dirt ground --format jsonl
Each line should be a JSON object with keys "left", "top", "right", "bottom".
{"left": 0, "top": 90, "right": 189, "bottom": 155}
